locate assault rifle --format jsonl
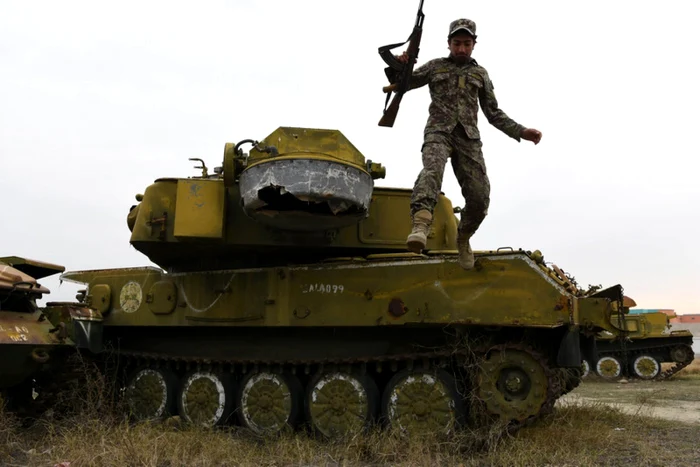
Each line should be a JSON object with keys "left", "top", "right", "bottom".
{"left": 377, "top": 0, "right": 425, "bottom": 127}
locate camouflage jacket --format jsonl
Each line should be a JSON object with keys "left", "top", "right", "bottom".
{"left": 409, "top": 56, "right": 525, "bottom": 141}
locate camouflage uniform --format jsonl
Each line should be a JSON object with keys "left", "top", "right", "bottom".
{"left": 408, "top": 21, "right": 525, "bottom": 239}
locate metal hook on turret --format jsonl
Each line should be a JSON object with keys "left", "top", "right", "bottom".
{"left": 189, "top": 158, "right": 209, "bottom": 178}
{"left": 234, "top": 139, "right": 258, "bottom": 157}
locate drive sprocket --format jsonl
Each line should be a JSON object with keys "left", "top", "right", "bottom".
{"left": 476, "top": 344, "right": 556, "bottom": 424}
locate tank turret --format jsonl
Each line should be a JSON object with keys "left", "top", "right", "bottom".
{"left": 236, "top": 127, "right": 385, "bottom": 231}
{"left": 126, "top": 127, "right": 456, "bottom": 272}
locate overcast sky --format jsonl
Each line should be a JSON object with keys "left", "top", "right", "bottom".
{"left": 1, "top": 0, "right": 698, "bottom": 314}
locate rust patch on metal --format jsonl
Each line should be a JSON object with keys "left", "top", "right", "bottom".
{"left": 554, "top": 295, "right": 569, "bottom": 311}
{"left": 388, "top": 298, "right": 408, "bottom": 317}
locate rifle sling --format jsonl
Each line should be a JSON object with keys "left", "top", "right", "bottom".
{"left": 378, "top": 38, "right": 411, "bottom": 71}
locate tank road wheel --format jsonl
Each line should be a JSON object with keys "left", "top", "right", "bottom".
{"left": 306, "top": 371, "right": 379, "bottom": 438}
{"left": 236, "top": 372, "right": 303, "bottom": 435}
{"left": 596, "top": 356, "right": 622, "bottom": 380}
{"left": 123, "top": 367, "right": 178, "bottom": 421}
{"left": 178, "top": 371, "right": 235, "bottom": 427}
{"left": 477, "top": 348, "right": 549, "bottom": 423}
{"left": 382, "top": 369, "right": 464, "bottom": 436}
{"left": 581, "top": 360, "right": 591, "bottom": 379}
{"left": 632, "top": 355, "right": 660, "bottom": 380}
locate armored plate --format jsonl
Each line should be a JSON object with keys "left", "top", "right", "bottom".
{"left": 239, "top": 158, "right": 373, "bottom": 231}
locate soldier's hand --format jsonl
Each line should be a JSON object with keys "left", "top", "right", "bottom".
{"left": 395, "top": 51, "right": 414, "bottom": 64}
{"left": 521, "top": 128, "right": 542, "bottom": 145}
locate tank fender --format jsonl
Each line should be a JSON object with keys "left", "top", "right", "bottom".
{"left": 556, "top": 325, "right": 582, "bottom": 367}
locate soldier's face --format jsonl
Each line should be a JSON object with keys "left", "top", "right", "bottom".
{"left": 448, "top": 34, "right": 475, "bottom": 64}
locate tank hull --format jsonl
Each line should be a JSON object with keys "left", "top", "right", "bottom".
{"left": 59, "top": 249, "right": 623, "bottom": 433}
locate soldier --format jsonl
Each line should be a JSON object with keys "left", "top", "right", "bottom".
{"left": 396, "top": 19, "right": 542, "bottom": 269}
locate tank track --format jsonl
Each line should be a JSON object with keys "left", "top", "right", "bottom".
{"left": 596, "top": 342, "right": 694, "bottom": 380}
{"left": 107, "top": 340, "right": 561, "bottom": 433}
{"left": 657, "top": 356, "right": 694, "bottom": 380}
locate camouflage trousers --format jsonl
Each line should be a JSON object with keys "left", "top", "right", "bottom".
{"left": 410, "top": 125, "right": 490, "bottom": 237}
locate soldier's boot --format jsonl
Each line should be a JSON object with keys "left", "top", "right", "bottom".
{"left": 457, "top": 232, "right": 475, "bottom": 270}
{"left": 406, "top": 209, "right": 432, "bottom": 253}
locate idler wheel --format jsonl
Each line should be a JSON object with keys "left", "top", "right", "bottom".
{"left": 670, "top": 344, "right": 694, "bottom": 363}
{"left": 178, "top": 371, "right": 235, "bottom": 427}
{"left": 382, "top": 369, "right": 464, "bottom": 436}
{"left": 596, "top": 356, "right": 623, "bottom": 380}
{"left": 477, "top": 348, "right": 549, "bottom": 423}
{"left": 632, "top": 355, "right": 660, "bottom": 380}
{"left": 306, "top": 371, "right": 379, "bottom": 438}
{"left": 123, "top": 367, "right": 177, "bottom": 421}
{"left": 581, "top": 359, "right": 591, "bottom": 379}
{"left": 236, "top": 372, "right": 302, "bottom": 435}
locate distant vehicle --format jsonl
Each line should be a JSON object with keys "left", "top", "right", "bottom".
{"left": 583, "top": 301, "right": 694, "bottom": 380}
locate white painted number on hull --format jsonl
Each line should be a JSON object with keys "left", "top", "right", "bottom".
{"left": 0, "top": 325, "right": 30, "bottom": 342}
{"left": 302, "top": 284, "right": 344, "bottom": 294}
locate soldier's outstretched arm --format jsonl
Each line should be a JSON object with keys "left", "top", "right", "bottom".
{"left": 478, "top": 70, "right": 530, "bottom": 142}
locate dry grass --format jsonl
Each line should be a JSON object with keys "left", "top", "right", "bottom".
{"left": 2, "top": 354, "right": 699, "bottom": 466}
{"left": 0, "top": 394, "right": 21, "bottom": 465}
{"left": 675, "top": 358, "right": 700, "bottom": 378}
{"left": 1, "top": 393, "right": 698, "bottom": 466}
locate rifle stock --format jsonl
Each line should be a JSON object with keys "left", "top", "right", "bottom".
{"left": 378, "top": 93, "right": 403, "bottom": 127}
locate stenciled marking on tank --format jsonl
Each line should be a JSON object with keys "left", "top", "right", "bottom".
{"left": 119, "top": 281, "right": 143, "bottom": 313}
{"left": 75, "top": 321, "right": 94, "bottom": 343}
{"left": 178, "top": 273, "right": 237, "bottom": 313}
{"left": 1, "top": 325, "right": 31, "bottom": 342}
{"left": 302, "top": 284, "right": 345, "bottom": 294}
{"left": 0, "top": 325, "right": 29, "bottom": 334}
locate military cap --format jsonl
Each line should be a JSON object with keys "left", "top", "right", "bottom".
{"left": 448, "top": 18, "right": 477, "bottom": 39}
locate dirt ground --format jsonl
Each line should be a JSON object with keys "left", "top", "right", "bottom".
{"left": 559, "top": 375, "right": 700, "bottom": 424}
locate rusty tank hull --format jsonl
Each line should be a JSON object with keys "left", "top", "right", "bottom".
{"left": 56, "top": 127, "right": 627, "bottom": 437}
{"left": 0, "top": 257, "right": 74, "bottom": 394}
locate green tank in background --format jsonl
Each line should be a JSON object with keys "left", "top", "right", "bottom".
{"left": 52, "top": 126, "right": 629, "bottom": 437}
{"left": 583, "top": 298, "right": 694, "bottom": 380}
